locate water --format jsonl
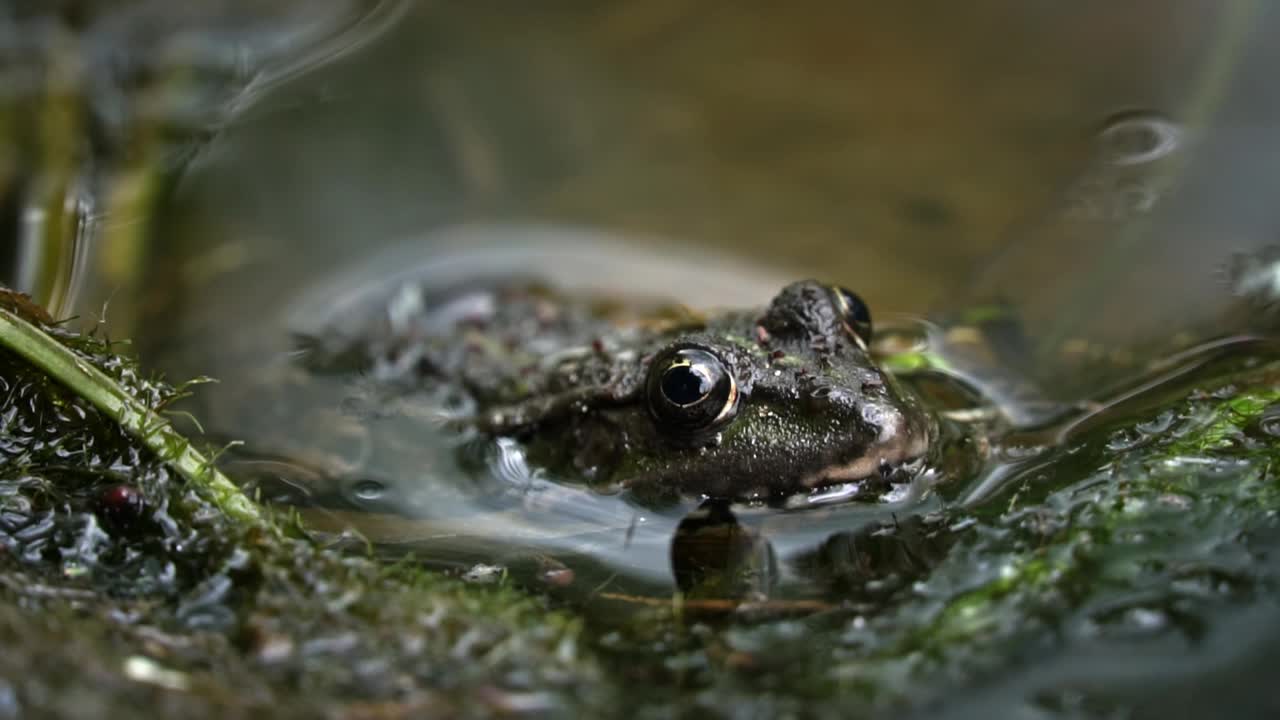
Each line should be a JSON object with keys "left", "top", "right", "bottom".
{"left": 1096, "top": 110, "right": 1184, "bottom": 167}
{"left": 207, "top": 262, "right": 1274, "bottom": 628}
{"left": 6, "top": 1, "right": 1280, "bottom": 716}
{"left": 0, "top": 0, "right": 410, "bottom": 316}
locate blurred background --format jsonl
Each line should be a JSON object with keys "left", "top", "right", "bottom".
{"left": 2, "top": 0, "right": 1278, "bottom": 397}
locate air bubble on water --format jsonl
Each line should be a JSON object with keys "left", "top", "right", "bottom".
{"left": 350, "top": 479, "right": 386, "bottom": 502}
{"left": 1097, "top": 110, "right": 1183, "bottom": 166}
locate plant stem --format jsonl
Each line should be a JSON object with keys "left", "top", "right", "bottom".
{"left": 0, "top": 305, "right": 261, "bottom": 525}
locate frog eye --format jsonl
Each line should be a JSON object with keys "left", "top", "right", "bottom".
{"left": 646, "top": 346, "right": 739, "bottom": 435}
{"left": 832, "top": 286, "right": 873, "bottom": 348}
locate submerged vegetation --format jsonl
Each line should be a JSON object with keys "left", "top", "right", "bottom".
{"left": 2, "top": 285, "right": 1279, "bottom": 717}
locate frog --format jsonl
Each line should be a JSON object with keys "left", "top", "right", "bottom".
{"left": 216, "top": 261, "right": 1277, "bottom": 611}
{"left": 295, "top": 279, "right": 936, "bottom": 503}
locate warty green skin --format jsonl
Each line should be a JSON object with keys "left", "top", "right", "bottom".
{"left": 319, "top": 279, "right": 934, "bottom": 500}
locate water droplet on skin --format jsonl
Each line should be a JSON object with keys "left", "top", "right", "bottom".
{"left": 1098, "top": 111, "right": 1182, "bottom": 166}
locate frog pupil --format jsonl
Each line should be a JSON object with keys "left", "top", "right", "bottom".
{"left": 662, "top": 364, "right": 712, "bottom": 406}
{"left": 646, "top": 346, "right": 739, "bottom": 436}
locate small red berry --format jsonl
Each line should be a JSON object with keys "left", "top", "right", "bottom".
{"left": 98, "top": 484, "right": 146, "bottom": 528}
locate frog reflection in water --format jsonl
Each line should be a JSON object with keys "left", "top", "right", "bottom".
{"left": 307, "top": 279, "right": 933, "bottom": 502}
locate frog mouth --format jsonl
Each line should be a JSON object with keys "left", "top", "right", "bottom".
{"left": 798, "top": 413, "right": 931, "bottom": 488}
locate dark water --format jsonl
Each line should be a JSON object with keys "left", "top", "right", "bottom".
{"left": 49, "top": 2, "right": 1280, "bottom": 382}
{"left": 6, "top": 2, "right": 1280, "bottom": 717}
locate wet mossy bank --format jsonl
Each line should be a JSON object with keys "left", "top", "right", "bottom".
{"left": 3, "top": 289, "right": 1280, "bottom": 718}
{"left": 0, "top": 292, "right": 610, "bottom": 718}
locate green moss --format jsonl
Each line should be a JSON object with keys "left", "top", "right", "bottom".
{"left": 877, "top": 349, "right": 951, "bottom": 374}
{"left": 1165, "top": 387, "right": 1280, "bottom": 456}
{"left": 0, "top": 290, "right": 612, "bottom": 718}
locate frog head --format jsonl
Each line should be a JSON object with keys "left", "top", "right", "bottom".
{"left": 519, "top": 280, "right": 932, "bottom": 500}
